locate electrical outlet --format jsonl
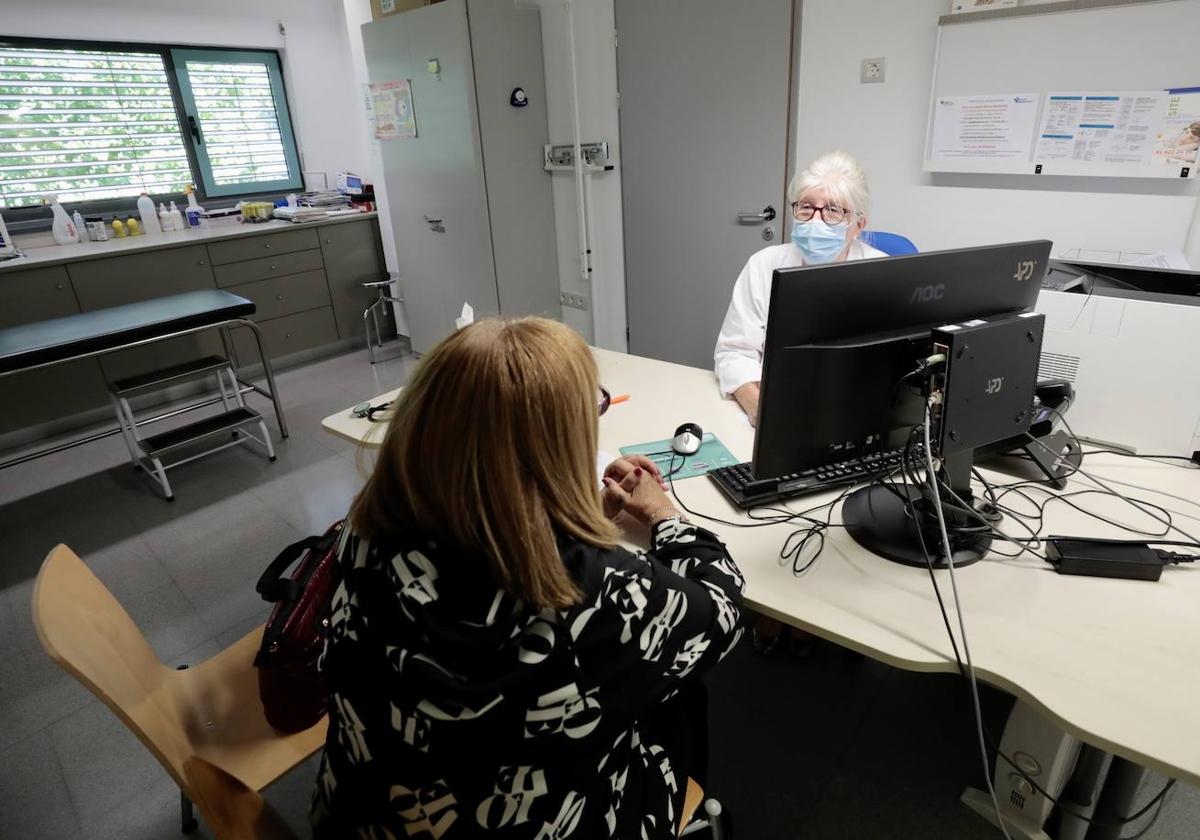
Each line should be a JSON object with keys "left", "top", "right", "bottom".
{"left": 560, "top": 291, "right": 590, "bottom": 311}
{"left": 861, "top": 57, "right": 886, "bottom": 84}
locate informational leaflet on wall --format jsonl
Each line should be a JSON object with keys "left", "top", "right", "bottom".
{"left": 370, "top": 80, "right": 417, "bottom": 140}
{"left": 1153, "top": 87, "right": 1200, "bottom": 166}
{"left": 931, "top": 93, "right": 1040, "bottom": 160}
{"left": 1034, "top": 92, "right": 1168, "bottom": 164}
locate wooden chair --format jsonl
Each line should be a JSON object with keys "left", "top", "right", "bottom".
{"left": 32, "top": 544, "right": 327, "bottom": 833}
{"left": 679, "top": 778, "right": 730, "bottom": 838}
{"left": 184, "top": 756, "right": 298, "bottom": 840}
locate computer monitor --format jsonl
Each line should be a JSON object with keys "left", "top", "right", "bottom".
{"left": 753, "top": 240, "right": 1053, "bottom": 566}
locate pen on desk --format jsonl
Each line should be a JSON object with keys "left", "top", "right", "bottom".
{"left": 610, "top": 394, "right": 630, "bottom": 406}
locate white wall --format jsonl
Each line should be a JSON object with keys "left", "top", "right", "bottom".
{"left": 3, "top": 0, "right": 372, "bottom": 194}
{"left": 795, "top": 0, "right": 1200, "bottom": 255}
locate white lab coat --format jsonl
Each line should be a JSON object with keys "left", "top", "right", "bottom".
{"left": 713, "top": 239, "right": 888, "bottom": 397}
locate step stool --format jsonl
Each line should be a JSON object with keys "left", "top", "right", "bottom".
{"left": 108, "top": 355, "right": 276, "bottom": 501}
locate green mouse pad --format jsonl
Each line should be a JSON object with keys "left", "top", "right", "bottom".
{"left": 619, "top": 433, "right": 739, "bottom": 481}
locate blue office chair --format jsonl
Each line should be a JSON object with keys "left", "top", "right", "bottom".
{"left": 861, "top": 230, "right": 918, "bottom": 256}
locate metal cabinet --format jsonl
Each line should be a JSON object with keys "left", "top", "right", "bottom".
{"left": 320, "top": 218, "right": 385, "bottom": 340}
{"left": 67, "top": 246, "right": 223, "bottom": 384}
{"left": 363, "top": 0, "right": 559, "bottom": 353}
{"left": 0, "top": 266, "right": 109, "bottom": 435}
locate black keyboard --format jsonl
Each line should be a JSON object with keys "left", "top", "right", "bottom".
{"left": 708, "top": 447, "right": 912, "bottom": 509}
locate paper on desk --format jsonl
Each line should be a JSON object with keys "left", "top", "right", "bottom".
{"left": 1055, "top": 247, "right": 1191, "bottom": 270}
{"left": 1129, "top": 251, "right": 1191, "bottom": 270}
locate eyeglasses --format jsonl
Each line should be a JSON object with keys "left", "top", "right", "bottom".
{"left": 792, "top": 201, "right": 850, "bottom": 225}
{"left": 598, "top": 385, "right": 612, "bottom": 416}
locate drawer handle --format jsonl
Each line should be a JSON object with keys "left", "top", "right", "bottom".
{"left": 276, "top": 294, "right": 284, "bottom": 300}
{"left": 270, "top": 264, "right": 277, "bottom": 270}
{"left": 56, "top": 283, "right": 64, "bottom": 290}
{"left": 265, "top": 244, "right": 272, "bottom": 249}
{"left": 325, "top": 238, "right": 331, "bottom": 244}
{"left": 285, "top": 332, "right": 292, "bottom": 339}
{"left": 198, "top": 260, "right": 206, "bottom": 266}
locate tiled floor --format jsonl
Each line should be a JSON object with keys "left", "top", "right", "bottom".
{"left": 0, "top": 346, "right": 1195, "bottom": 839}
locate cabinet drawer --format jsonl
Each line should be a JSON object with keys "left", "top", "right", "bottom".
{"left": 232, "top": 307, "right": 339, "bottom": 364}
{"left": 207, "top": 228, "right": 320, "bottom": 266}
{"left": 0, "top": 266, "right": 77, "bottom": 328}
{"left": 213, "top": 248, "right": 324, "bottom": 288}
{"left": 225, "top": 270, "right": 332, "bottom": 322}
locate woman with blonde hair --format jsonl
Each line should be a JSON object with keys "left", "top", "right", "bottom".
{"left": 312, "top": 317, "right": 745, "bottom": 839}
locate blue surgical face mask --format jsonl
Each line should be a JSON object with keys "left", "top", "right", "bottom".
{"left": 791, "top": 219, "right": 848, "bottom": 264}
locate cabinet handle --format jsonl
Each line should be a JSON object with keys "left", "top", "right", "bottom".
{"left": 275, "top": 294, "right": 284, "bottom": 301}
{"left": 325, "top": 238, "right": 331, "bottom": 244}
{"left": 270, "top": 264, "right": 277, "bottom": 270}
{"left": 198, "top": 259, "right": 206, "bottom": 266}
{"left": 265, "top": 244, "right": 272, "bottom": 249}
{"left": 56, "top": 283, "right": 64, "bottom": 290}
{"left": 285, "top": 332, "right": 292, "bottom": 339}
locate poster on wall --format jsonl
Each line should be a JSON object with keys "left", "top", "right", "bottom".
{"left": 370, "top": 80, "right": 417, "bottom": 140}
{"left": 1153, "top": 87, "right": 1200, "bottom": 166}
{"left": 1034, "top": 91, "right": 1167, "bottom": 165}
{"left": 931, "top": 93, "right": 1039, "bottom": 160}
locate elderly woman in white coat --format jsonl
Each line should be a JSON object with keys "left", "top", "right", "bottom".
{"left": 714, "top": 150, "right": 885, "bottom": 657}
{"left": 714, "top": 150, "right": 886, "bottom": 426}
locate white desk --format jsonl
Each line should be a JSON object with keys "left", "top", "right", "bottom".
{"left": 323, "top": 347, "right": 1200, "bottom": 789}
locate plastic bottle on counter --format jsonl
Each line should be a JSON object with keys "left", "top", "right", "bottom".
{"left": 126, "top": 217, "right": 142, "bottom": 236}
{"left": 184, "top": 186, "right": 206, "bottom": 227}
{"left": 168, "top": 200, "right": 185, "bottom": 232}
{"left": 137, "top": 193, "right": 161, "bottom": 236}
{"left": 72, "top": 211, "right": 87, "bottom": 243}
{"left": 112, "top": 218, "right": 128, "bottom": 238}
{"left": 158, "top": 202, "right": 173, "bottom": 232}
{"left": 45, "top": 195, "right": 80, "bottom": 245}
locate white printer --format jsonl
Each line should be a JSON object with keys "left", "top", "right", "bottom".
{"left": 1036, "top": 260, "right": 1200, "bottom": 458}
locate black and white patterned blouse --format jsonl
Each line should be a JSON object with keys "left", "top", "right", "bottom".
{"left": 311, "top": 518, "right": 746, "bottom": 839}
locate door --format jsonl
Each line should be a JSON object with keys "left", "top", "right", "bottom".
{"left": 617, "top": 0, "right": 796, "bottom": 368}
{"left": 363, "top": 1, "right": 501, "bottom": 354}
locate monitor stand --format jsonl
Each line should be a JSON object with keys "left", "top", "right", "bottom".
{"left": 842, "top": 453, "right": 990, "bottom": 568}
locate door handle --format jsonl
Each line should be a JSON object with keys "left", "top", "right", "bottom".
{"left": 424, "top": 215, "right": 446, "bottom": 233}
{"left": 737, "top": 205, "right": 776, "bottom": 224}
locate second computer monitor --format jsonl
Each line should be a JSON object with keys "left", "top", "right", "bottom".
{"left": 752, "top": 240, "right": 1052, "bottom": 479}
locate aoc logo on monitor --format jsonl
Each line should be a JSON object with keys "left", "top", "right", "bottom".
{"left": 909, "top": 283, "right": 945, "bottom": 304}
{"left": 1013, "top": 260, "right": 1036, "bottom": 282}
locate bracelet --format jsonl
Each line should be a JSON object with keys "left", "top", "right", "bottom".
{"left": 648, "top": 506, "right": 688, "bottom": 526}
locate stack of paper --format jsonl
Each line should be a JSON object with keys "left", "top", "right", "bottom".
{"left": 299, "top": 191, "right": 352, "bottom": 209}
{"left": 273, "top": 206, "right": 328, "bottom": 223}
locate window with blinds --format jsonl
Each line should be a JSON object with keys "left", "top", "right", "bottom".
{"left": 172, "top": 49, "right": 302, "bottom": 198}
{"left": 0, "top": 46, "right": 192, "bottom": 208}
{"left": 0, "top": 39, "right": 302, "bottom": 217}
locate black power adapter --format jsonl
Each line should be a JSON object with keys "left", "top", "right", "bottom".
{"left": 1046, "top": 537, "right": 1185, "bottom": 581}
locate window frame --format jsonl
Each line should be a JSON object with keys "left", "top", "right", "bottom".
{"left": 170, "top": 47, "right": 304, "bottom": 199}
{"left": 0, "top": 36, "right": 304, "bottom": 231}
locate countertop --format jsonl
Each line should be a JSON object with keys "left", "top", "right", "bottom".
{"left": 0, "top": 211, "right": 379, "bottom": 274}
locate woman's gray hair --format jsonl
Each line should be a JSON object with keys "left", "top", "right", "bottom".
{"left": 787, "top": 150, "right": 870, "bottom": 217}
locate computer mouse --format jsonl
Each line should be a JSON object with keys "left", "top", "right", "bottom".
{"left": 672, "top": 422, "right": 703, "bottom": 456}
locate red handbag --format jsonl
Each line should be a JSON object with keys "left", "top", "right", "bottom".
{"left": 253, "top": 520, "right": 345, "bottom": 733}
